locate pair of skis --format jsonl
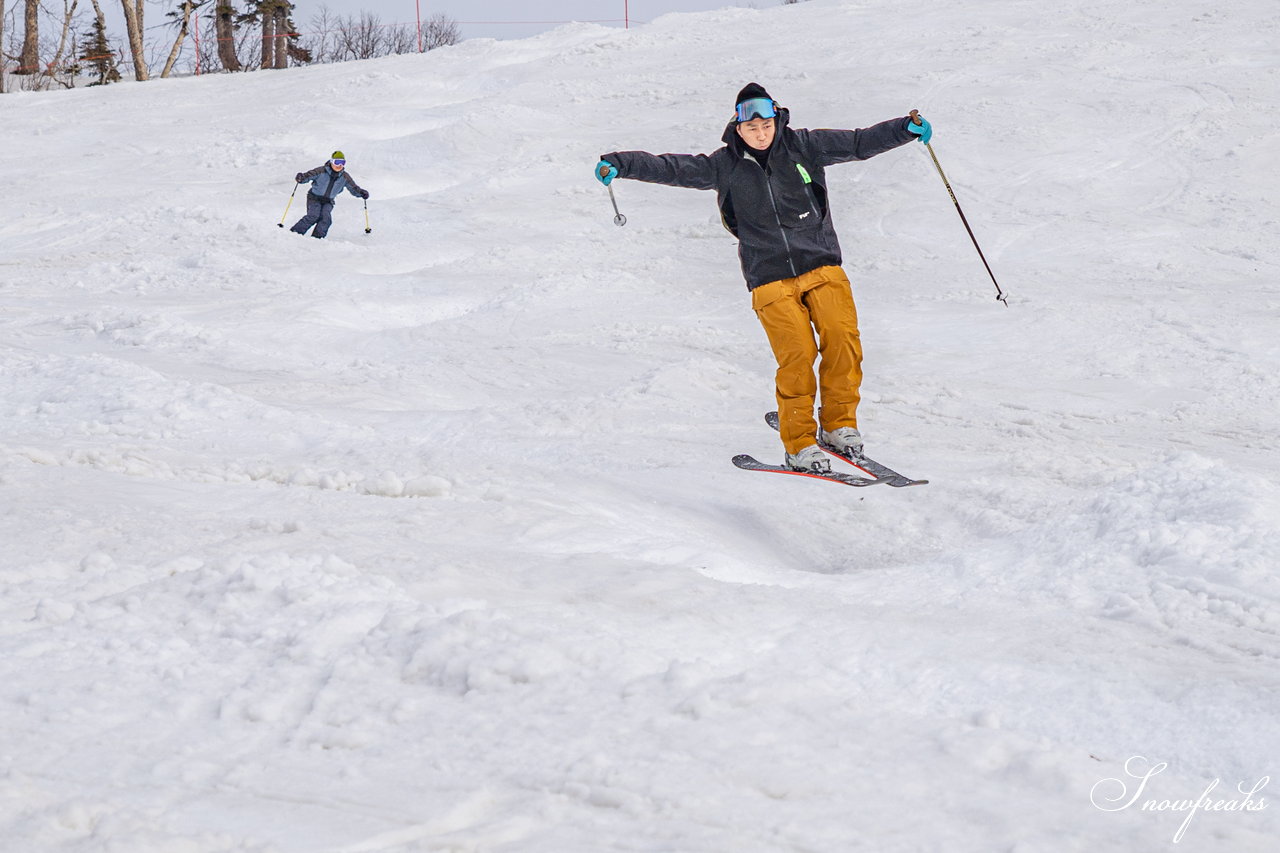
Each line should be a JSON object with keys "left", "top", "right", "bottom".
{"left": 733, "top": 412, "right": 927, "bottom": 488}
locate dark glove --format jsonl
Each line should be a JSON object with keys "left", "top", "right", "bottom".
{"left": 595, "top": 159, "right": 618, "bottom": 186}
{"left": 360, "top": 190, "right": 370, "bottom": 200}
{"left": 295, "top": 173, "right": 304, "bottom": 183}
{"left": 907, "top": 113, "right": 932, "bottom": 144}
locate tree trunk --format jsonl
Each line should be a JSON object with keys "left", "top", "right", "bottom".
{"left": 161, "top": 0, "right": 194, "bottom": 78}
{"left": 274, "top": 7, "right": 288, "bottom": 69}
{"left": 0, "top": 0, "right": 7, "bottom": 92}
{"left": 118, "top": 0, "right": 150, "bottom": 80}
{"left": 260, "top": 5, "right": 274, "bottom": 69}
{"left": 273, "top": 7, "right": 286, "bottom": 69}
{"left": 17, "top": 0, "right": 40, "bottom": 75}
{"left": 48, "top": 0, "right": 80, "bottom": 87}
{"left": 215, "top": 3, "right": 242, "bottom": 71}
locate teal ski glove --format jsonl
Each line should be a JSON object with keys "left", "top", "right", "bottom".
{"left": 595, "top": 159, "right": 618, "bottom": 186}
{"left": 907, "top": 114, "right": 932, "bottom": 144}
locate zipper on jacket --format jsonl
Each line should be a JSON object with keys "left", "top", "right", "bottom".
{"left": 324, "top": 168, "right": 342, "bottom": 200}
{"left": 751, "top": 156, "right": 798, "bottom": 278}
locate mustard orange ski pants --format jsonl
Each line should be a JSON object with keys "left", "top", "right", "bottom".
{"left": 751, "top": 265, "right": 863, "bottom": 455}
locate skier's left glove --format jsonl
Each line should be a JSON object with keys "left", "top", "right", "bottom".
{"left": 360, "top": 190, "right": 370, "bottom": 199}
{"left": 595, "top": 159, "right": 618, "bottom": 186}
{"left": 907, "top": 114, "right": 932, "bottom": 144}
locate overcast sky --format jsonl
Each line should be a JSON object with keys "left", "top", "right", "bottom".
{"left": 296, "top": 1, "right": 766, "bottom": 41}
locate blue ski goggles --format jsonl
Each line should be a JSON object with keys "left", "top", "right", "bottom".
{"left": 735, "top": 97, "right": 777, "bottom": 123}
{"left": 330, "top": 158, "right": 346, "bottom": 166}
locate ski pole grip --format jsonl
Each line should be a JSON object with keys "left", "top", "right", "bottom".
{"left": 909, "top": 109, "right": 922, "bottom": 126}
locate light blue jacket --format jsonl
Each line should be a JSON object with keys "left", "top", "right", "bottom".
{"left": 296, "top": 164, "right": 366, "bottom": 201}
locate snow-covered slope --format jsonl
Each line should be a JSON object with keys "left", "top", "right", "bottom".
{"left": 2, "top": 0, "right": 1278, "bottom": 849}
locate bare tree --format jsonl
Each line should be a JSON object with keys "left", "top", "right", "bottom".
{"left": 298, "top": 5, "right": 460, "bottom": 66}
{"left": 385, "top": 22, "right": 416, "bottom": 56}
{"left": 0, "top": 0, "right": 6, "bottom": 92}
{"left": 5, "top": 0, "right": 85, "bottom": 90}
{"left": 302, "top": 5, "right": 340, "bottom": 64}
{"left": 421, "top": 12, "right": 460, "bottom": 51}
{"left": 118, "top": 0, "right": 149, "bottom": 79}
{"left": 336, "top": 11, "right": 384, "bottom": 61}
{"left": 46, "top": 0, "right": 81, "bottom": 86}
{"left": 16, "top": 0, "right": 39, "bottom": 75}
{"left": 161, "top": 0, "right": 201, "bottom": 78}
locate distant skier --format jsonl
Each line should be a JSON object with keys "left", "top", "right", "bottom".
{"left": 595, "top": 83, "right": 930, "bottom": 473}
{"left": 290, "top": 151, "right": 369, "bottom": 239}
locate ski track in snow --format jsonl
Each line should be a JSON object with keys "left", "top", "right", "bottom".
{"left": 2, "top": 1, "right": 1279, "bottom": 850}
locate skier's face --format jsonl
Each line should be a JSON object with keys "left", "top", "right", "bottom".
{"left": 737, "top": 117, "right": 776, "bottom": 151}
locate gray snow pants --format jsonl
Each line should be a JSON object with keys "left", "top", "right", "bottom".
{"left": 291, "top": 193, "right": 335, "bottom": 238}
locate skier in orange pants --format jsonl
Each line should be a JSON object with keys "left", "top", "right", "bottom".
{"left": 596, "top": 83, "right": 930, "bottom": 471}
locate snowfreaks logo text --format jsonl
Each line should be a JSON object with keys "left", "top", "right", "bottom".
{"left": 1090, "top": 756, "right": 1270, "bottom": 843}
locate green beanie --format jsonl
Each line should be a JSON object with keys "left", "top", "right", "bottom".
{"left": 331, "top": 150, "right": 345, "bottom": 160}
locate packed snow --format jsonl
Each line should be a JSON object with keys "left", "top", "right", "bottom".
{"left": 2, "top": 0, "right": 1278, "bottom": 850}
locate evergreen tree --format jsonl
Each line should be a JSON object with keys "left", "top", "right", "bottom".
{"left": 79, "top": 15, "right": 121, "bottom": 85}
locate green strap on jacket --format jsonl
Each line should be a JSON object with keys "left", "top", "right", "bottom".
{"left": 796, "top": 164, "right": 812, "bottom": 184}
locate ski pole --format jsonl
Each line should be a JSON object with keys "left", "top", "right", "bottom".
{"left": 363, "top": 198, "right": 372, "bottom": 234}
{"left": 910, "top": 110, "right": 1009, "bottom": 307}
{"left": 597, "top": 163, "right": 627, "bottom": 226}
{"left": 278, "top": 183, "right": 299, "bottom": 228}
{"left": 607, "top": 183, "right": 627, "bottom": 226}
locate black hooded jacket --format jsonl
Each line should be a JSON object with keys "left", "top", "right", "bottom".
{"left": 602, "top": 109, "right": 916, "bottom": 290}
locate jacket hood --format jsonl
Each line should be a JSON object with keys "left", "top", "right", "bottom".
{"left": 722, "top": 106, "right": 791, "bottom": 155}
